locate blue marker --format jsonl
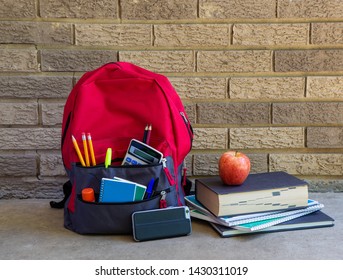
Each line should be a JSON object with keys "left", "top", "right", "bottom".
{"left": 145, "top": 178, "right": 155, "bottom": 199}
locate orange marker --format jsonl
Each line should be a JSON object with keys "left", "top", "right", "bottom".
{"left": 72, "top": 135, "right": 86, "bottom": 167}
{"left": 87, "top": 133, "right": 97, "bottom": 166}
{"left": 82, "top": 132, "right": 90, "bottom": 167}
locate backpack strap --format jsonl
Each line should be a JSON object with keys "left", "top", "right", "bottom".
{"left": 49, "top": 180, "right": 72, "bottom": 209}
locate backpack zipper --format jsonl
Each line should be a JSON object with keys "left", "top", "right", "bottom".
{"left": 162, "top": 158, "right": 176, "bottom": 186}
{"left": 159, "top": 190, "right": 167, "bottom": 208}
{"left": 180, "top": 111, "right": 193, "bottom": 150}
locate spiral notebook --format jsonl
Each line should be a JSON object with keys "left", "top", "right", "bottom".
{"left": 112, "top": 176, "right": 146, "bottom": 201}
{"left": 99, "top": 177, "right": 146, "bottom": 203}
{"left": 233, "top": 203, "right": 324, "bottom": 232}
{"left": 185, "top": 194, "right": 320, "bottom": 227}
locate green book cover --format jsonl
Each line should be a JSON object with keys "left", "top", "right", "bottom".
{"left": 134, "top": 184, "right": 147, "bottom": 201}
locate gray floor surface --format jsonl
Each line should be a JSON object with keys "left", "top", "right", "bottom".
{"left": 0, "top": 192, "right": 342, "bottom": 260}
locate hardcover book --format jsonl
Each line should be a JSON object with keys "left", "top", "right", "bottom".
{"left": 195, "top": 171, "right": 308, "bottom": 217}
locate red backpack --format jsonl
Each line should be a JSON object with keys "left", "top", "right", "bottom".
{"left": 58, "top": 62, "right": 193, "bottom": 234}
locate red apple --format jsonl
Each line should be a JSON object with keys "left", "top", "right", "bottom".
{"left": 219, "top": 151, "right": 251, "bottom": 186}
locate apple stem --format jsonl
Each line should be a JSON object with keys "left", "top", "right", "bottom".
{"left": 235, "top": 151, "right": 238, "bottom": 157}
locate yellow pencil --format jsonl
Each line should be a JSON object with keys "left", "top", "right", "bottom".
{"left": 82, "top": 132, "right": 90, "bottom": 167}
{"left": 72, "top": 135, "right": 86, "bottom": 167}
{"left": 87, "top": 133, "right": 97, "bottom": 166}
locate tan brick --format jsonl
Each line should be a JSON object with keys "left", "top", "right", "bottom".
{"left": 307, "top": 77, "right": 343, "bottom": 98}
{"left": 197, "top": 50, "right": 272, "bottom": 72}
{"left": 230, "top": 127, "right": 304, "bottom": 149}
{"left": 0, "top": 49, "right": 38, "bottom": 72}
{"left": 0, "top": 22, "right": 72, "bottom": 45}
{"left": 199, "top": 0, "right": 276, "bottom": 19}
{"left": 230, "top": 77, "right": 305, "bottom": 99}
{"left": 121, "top": 0, "right": 197, "bottom": 20}
{"left": 307, "top": 127, "right": 343, "bottom": 148}
{"left": 41, "top": 103, "right": 64, "bottom": 126}
{"left": 155, "top": 24, "right": 230, "bottom": 47}
{"left": 275, "top": 50, "right": 343, "bottom": 72}
{"left": 306, "top": 179, "right": 343, "bottom": 192}
{"left": 273, "top": 102, "right": 343, "bottom": 125}
{"left": 233, "top": 24, "right": 309, "bottom": 46}
{"left": 119, "top": 51, "right": 194, "bottom": 73}
{"left": 75, "top": 24, "right": 151, "bottom": 47}
{"left": 0, "top": 103, "right": 38, "bottom": 125}
{"left": 169, "top": 77, "right": 226, "bottom": 99}
{"left": 0, "top": 152, "right": 37, "bottom": 176}
{"left": 278, "top": 0, "right": 343, "bottom": 18}
{"left": 0, "top": 177, "right": 67, "bottom": 199}
{"left": 193, "top": 154, "right": 221, "bottom": 175}
{"left": 39, "top": 151, "right": 65, "bottom": 177}
{"left": 249, "top": 154, "right": 269, "bottom": 174}
{"left": 184, "top": 104, "right": 196, "bottom": 124}
{"left": 0, "top": 0, "right": 35, "bottom": 18}
{"left": 193, "top": 153, "right": 268, "bottom": 175}
{"left": 193, "top": 128, "right": 228, "bottom": 149}
{"left": 0, "top": 76, "right": 72, "bottom": 98}
{"left": 0, "top": 128, "right": 60, "bottom": 149}
{"left": 40, "top": 0, "right": 117, "bottom": 18}
{"left": 198, "top": 102, "right": 270, "bottom": 125}
{"left": 312, "top": 23, "right": 343, "bottom": 45}
{"left": 41, "top": 50, "right": 117, "bottom": 72}
{"left": 270, "top": 154, "right": 343, "bottom": 176}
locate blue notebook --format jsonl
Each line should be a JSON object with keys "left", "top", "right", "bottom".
{"left": 99, "top": 178, "right": 136, "bottom": 203}
{"left": 112, "top": 176, "right": 146, "bottom": 201}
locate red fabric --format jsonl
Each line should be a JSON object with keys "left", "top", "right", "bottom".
{"left": 62, "top": 62, "right": 193, "bottom": 211}
{"left": 62, "top": 62, "right": 192, "bottom": 171}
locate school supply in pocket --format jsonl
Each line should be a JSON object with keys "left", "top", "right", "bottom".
{"left": 122, "top": 139, "right": 163, "bottom": 166}
{"left": 53, "top": 62, "right": 193, "bottom": 234}
{"left": 98, "top": 177, "right": 147, "bottom": 203}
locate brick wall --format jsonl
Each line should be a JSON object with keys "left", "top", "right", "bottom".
{"left": 1, "top": 0, "right": 343, "bottom": 198}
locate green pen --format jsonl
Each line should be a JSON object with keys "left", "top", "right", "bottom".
{"left": 105, "top": 148, "right": 112, "bottom": 168}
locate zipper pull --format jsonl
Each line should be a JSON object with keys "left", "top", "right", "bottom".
{"left": 180, "top": 111, "right": 188, "bottom": 123}
{"left": 162, "top": 157, "right": 167, "bottom": 168}
{"left": 162, "top": 158, "right": 176, "bottom": 186}
{"left": 180, "top": 111, "right": 193, "bottom": 142}
{"left": 159, "top": 190, "right": 167, "bottom": 208}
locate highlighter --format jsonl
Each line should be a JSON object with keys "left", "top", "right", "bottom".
{"left": 105, "top": 148, "right": 112, "bottom": 168}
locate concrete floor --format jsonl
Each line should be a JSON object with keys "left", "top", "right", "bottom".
{"left": 0, "top": 192, "right": 342, "bottom": 260}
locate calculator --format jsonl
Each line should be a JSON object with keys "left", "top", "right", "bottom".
{"left": 122, "top": 139, "right": 163, "bottom": 166}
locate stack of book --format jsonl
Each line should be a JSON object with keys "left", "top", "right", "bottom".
{"left": 186, "top": 171, "right": 334, "bottom": 237}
